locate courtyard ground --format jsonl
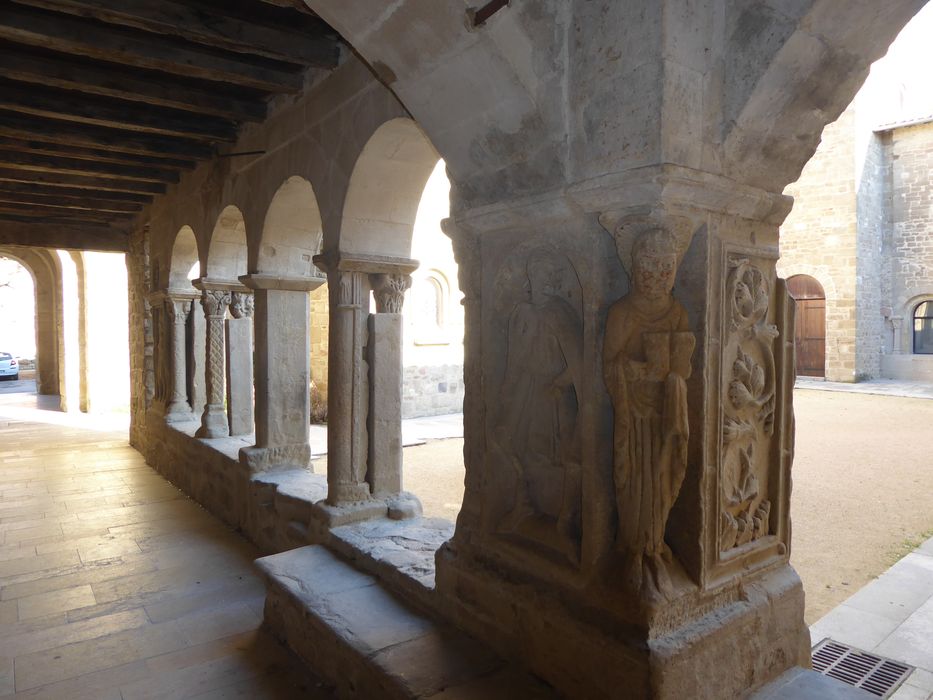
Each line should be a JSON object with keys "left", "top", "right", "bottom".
{"left": 402, "top": 389, "right": 933, "bottom": 624}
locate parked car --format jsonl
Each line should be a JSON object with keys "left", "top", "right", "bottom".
{"left": 0, "top": 352, "right": 19, "bottom": 380}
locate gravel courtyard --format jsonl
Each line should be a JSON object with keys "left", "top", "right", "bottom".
{"left": 403, "top": 389, "right": 933, "bottom": 624}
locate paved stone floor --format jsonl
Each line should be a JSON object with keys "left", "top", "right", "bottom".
{"left": 0, "top": 401, "right": 333, "bottom": 698}
{"left": 810, "top": 536, "right": 933, "bottom": 700}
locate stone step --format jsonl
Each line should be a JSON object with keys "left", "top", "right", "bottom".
{"left": 256, "top": 545, "right": 556, "bottom": 700}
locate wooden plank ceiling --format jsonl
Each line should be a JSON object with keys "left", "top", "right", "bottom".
{"left": 0, "top": 0, "right": 341, "bottom": 250}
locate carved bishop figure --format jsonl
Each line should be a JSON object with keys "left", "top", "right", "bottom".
{"left": 603, "top": 226, "right": 695, "bottom": 601}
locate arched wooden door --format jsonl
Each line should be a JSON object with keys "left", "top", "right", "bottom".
{"left": 787, "top": 275, "right": 826, "bottom": 377}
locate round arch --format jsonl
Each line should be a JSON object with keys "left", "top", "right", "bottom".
{"left": 339, "top": 118, "right": 440, "bottom": 258}
{"left": 787, "top": 274, "right": 827, "bottom": 379}
{"left": 254, "top": 176, "right": 323, "bottom": 277}
{"left": 167, "top": 226, "right": 200, "bottom": 290}
{"left": 205, "top": 206, "right": 248, "bottom": 281}
{"left": 0, "top": 246, "right": 61, "bottom": 396}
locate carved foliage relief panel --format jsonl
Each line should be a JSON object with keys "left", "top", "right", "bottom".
{"left": 718, "top": 252, "right": 787, "bottom": 562}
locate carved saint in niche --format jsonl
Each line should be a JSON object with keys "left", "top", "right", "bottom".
{"left": 603, "top": 228, "right": 695, "bottom": 600}
{"left": 496, "top": 251, "right": 582, "bottom": 553}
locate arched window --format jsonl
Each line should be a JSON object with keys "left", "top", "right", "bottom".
{"left": 412, "top": 274, "right": 449, "bottom": 345}
{"left": 914, "top": 301, "right": 933, "bottom": 354}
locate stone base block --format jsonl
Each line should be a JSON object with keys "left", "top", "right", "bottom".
{"left": 435, "top": 549, "right": 811, "bottom": 700}
{"left": 311, "top": 498, "right": 388, "bottom": 527}
{"left": 195, "top": 407, "right": 229, "bottom": 439}
{"left": 256, "top": 545, "right": 556, "bottom": 700}
{"left": 239, "top": 442, "right": 312, "bottom": 474}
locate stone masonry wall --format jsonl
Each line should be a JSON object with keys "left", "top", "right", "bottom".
{"left": 887, "top": 121, "right": 933, "bottom": 337}
{"left": 402, "top": 364, "right": 464, "bottom": 418}
{"left": 855, "top": 131, "right": 888, "bottom": 378}
{"left": 309, "top": 283, "right": 329, "bottom": 405}
{"left": 778, "top": 107, "right": 859, "bottom": 381}
{"left": 127, "top": 226, "right": 153, "bottom": 451}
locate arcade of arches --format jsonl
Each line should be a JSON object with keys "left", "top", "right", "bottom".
{"left": 2, "top": 2, "right": 931, "bottom": 698}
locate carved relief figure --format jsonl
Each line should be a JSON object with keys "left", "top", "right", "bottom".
{"left": 603, "top": 227, "right": 695, "bottom": 600}
{"left": 496, "top": 250, "right": 583, "bottom": 552}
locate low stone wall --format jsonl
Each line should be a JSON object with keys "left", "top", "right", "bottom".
{"left": 143, "top": 415, "right": 324, "bottom": 554}
{"left": 402, "top": 363, "right": 464, "bottom": 418}
{"left": 881, "top": 354, "right": 933, "bottom": 381}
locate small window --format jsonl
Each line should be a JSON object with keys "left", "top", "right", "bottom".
{"left": 412, "top": 275, "right": 449, "bottom": 346}
{"left": 914, "top": 301, "right": 933, "bottom": 354}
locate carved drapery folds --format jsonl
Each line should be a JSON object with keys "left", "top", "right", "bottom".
{"left": 371, "top": 273, "right": 411, "bottom": 314}
{"left": 720, "top": 257, "right": 778, "bottom": 551}
{"left": 601, "top": 218, "right": 695, "bottom": 601}
{"left": 490, "top": 246, "right": 584, "bottom": 564}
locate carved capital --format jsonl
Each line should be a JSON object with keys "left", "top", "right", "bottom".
{"left": 166, "top": 298, "right": 191, "bottom": 324}
{"left": 370, "top": 273, "right": 411, "bottom": 314}
{"left": 333, "top": 270, "right": 365, "bottom": 308}
{"left": 230, "top": 291, "right": 254, "bottom": 319}
{"left": 200, "top": 289, "right": 231, "bottom": 319}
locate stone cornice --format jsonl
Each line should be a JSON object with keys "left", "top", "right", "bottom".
{"left": 313, "top": 251, "right": 419, "bottom": 276}
{"left": 447, "top": 164, "right": 793, "bottom": 237}
{"left": 191, "top": 277, "right": 250, "bottom": 294}
{"left": 238, "top": 273, "right": 326, "bottom": 292}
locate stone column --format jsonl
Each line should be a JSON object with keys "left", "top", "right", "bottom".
{"left": 239, "top": 274, "right": 323, "bottom": 473}
{"left": 146, "top": 290, "right": 170, "bottom": 415}
{"left": 194, "top": 284, "right": 231, "bottom": 439}
{"left": 226, "top": 291, "right": 254, "bottom": 436}
{"left": 164, "top": 293, "right": 196, "bottom": 421}
{"left": 312, "top": 253, "right": 418, "bottom": 525}
{"left": 432, "top": 169, "right": 809, "bottom": 700}
{"left": 369, "top": 272, "right": 421, "bottom": 518}
{"left": 189, "top": 310, "right": 207, "bottom": 416}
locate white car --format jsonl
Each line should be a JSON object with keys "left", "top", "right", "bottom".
{"left": 0, "top": 352, "right": 19, "bottom": 380}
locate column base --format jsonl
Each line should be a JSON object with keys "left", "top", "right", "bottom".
{"left": 164, "top": 400, "right": 194, "bottom": 423}
{"left": 239, "top": 443, "right": 312, "bottom": 474}
{"left": 195, "top": 406, "right": 229, "bottom": 439}
{"left": 311, "top": 498, "right": 388, "bottom": 527}
{"left": 434, "top": 548, "right": 810, "bottom": 700}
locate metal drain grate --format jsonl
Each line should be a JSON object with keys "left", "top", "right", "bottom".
{"left": 812, "top": 638, "right": 913, "bottom": 698}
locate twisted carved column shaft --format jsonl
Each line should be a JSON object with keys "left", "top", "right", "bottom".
{"left": 196, "top": 289, "right": 231, "bottom": 438}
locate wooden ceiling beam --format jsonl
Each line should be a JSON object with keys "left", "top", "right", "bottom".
{"left": 0, "top": 181, "right": 152, "bottom": 204}
{"left": 0, "top": 112, "right": 215, "bottom": 160}
{"left": 0, "top": 49, "right": 266, "bottom": 122}
{"left": 0, "top": 191, "right": 142, "bottom": 214}
{"left": 0, "top": 149, "right": 179, "bottom": 184}
{"left": 0, "top": 4, "right": 306, "bottom": 93}
{"left": 0, "top": 168, "right": 166, "bottom": 195}
{"left": 0, "top": 201, "right": 134, "bottom": 225}
{"left": 0, "top": 81, "right": 238, "bottom": 142}
{"left": 10, "top": 0, "right": 339, "bottom": 67}
{"left": 0, "top": 136, "right": 194, "bottom": 171}
{"left": 0, "top": 219, "right": 128, "bottom": 252}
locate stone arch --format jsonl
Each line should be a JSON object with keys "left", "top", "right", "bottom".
{"left": 897, "top": 290, "right": 933, "bottom": 354}
{"left": 254, "top": 176, "right": 323, "bottom": 277}
{"left": 205, "top": 206, "right": 248, "bottom": 282}
{"left": 168, "top": 226, "right": 200, "bottom": 290}
{"left": 338, "top": 118, "right": 440, "bottom": 258}
{"left": 0, "top": 246, "right": 61, "bottom": 397}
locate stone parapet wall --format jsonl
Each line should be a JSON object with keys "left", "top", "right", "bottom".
{"left": 402, "top": 363, "right": 464, "bottom": 418}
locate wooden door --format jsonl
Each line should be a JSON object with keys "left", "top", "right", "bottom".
{"left": 787, "top": 275, "right": 826, "bottom": 377}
